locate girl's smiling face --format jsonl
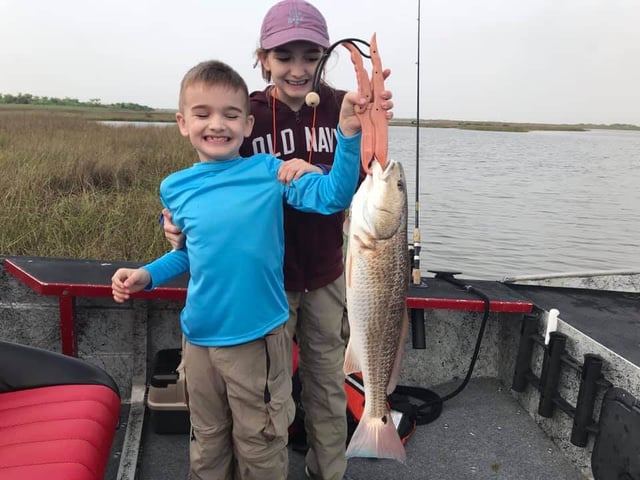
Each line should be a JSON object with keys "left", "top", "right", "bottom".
{"left": 260, "top": 40, "right": 324, "bottom": 111}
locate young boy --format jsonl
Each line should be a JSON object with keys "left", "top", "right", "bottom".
{"left": 111, "top": 60, "right": 364, "bottom": 480}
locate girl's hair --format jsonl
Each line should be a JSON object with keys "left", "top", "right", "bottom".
{"left": 179, "top": 60, "right": 250, "bottom": 112}
{"left": 254, "top": 48, "right": 272, "bottom": 82}
{"left": 254, "top": 47, "right": 327, "bottom": 84}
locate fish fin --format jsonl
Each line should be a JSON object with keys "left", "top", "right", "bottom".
{"left": 343, "top": 340, "right": 360, "bottom": 374}
{"left": 386, "top": 308, "right": 409, "bottom": 395}
{"left": 345, "top": 249, "right": 352, "bottom": 289}
{"left": 354, "top": 232, "right": 376, "bottom": 250}
{"left": 346, "top": 413, "right": 406, "bottom": 462}
{"left": 343, "top": 211, "right": 351, "bottom": 236}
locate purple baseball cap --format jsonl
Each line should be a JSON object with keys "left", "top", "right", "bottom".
{"left": 260, "top": 0, "right": 330, "bottom": 50}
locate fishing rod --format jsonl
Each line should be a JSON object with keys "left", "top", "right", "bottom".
{"left": 412, "top": 0, "right": 423, "bottom": 287}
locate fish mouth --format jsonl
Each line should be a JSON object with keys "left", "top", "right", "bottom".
{"left": 377, "top": 159, "right": 396, "bottom": 178}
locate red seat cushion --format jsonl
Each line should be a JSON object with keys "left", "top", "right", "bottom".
{"left": 0, "top": 384, "right": 120, "bottom": 480}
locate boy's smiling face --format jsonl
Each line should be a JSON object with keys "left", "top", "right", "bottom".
{"left": 176, "top": 81, "right": 254, "bottom": 162}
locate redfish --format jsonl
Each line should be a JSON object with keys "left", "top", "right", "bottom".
{"left": 344, "top": 158, "right": 410, "bottom": 462}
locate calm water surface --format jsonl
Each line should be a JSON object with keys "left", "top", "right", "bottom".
{"left": 389, "top": 127, "right": 640, "bottom": 279}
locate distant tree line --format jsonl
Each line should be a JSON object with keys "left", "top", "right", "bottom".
{"left": 0, "top": 93, "right": 153, "bottom": 111}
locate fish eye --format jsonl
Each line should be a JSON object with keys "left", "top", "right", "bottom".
{"left": 397, "top": 179, "right": 405, "bottom": 190}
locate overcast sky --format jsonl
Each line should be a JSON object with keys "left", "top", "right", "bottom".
{"left": 1, "top": 0, "right": 639, "bottom": 125}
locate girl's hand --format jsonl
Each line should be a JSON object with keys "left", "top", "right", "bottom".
{"left": 162, "top": 208, "right": 185, "bottom": 250}
{"left": 339, "top": 73, "right": 395, "bottom": 137}
{"left": 338, "top": 92, "right": 368, "bottom": 137}
{"left": 380, "top": 69, "right": 394, "bottom": 121}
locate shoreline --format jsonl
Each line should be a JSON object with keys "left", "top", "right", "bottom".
{"left": 2, "top": 104, "right": 639, "bottom": 133}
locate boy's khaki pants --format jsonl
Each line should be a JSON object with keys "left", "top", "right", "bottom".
{"left": 183, "top": 325, "right": 294, "bottom": 480}
{"left": 286, "top": 275, "right": 349, "bottom": 480}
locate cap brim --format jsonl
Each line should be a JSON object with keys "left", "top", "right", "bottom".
{"left": 261, "top": 28, "right": 330, "bottom": 49}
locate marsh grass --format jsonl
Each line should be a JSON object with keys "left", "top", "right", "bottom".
{"left": 0, "top": 103, "right": 176, "bottom": 122}
{"left": 0, "top": 110, "right": 193, "bottom": 261}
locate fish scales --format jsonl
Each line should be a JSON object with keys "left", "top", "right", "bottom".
{"left": 350, "top": 219, "right": 408, "bottom": 418}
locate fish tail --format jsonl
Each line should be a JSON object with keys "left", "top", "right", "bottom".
{"left": 345, "top": 413, "right": 407, "bottom": 463}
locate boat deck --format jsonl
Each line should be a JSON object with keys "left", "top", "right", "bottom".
{"left": 508, "top": 284, "right": 640, "bottom": 366}
{"left": 107, "top": 377, "right": 587, "bottom": 480}
{"left": 7, "top": 256, "right": 637, "bottom": 479}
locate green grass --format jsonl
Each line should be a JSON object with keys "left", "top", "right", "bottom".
{"left": 0, "top": 103, "right": 176, "bottom": 122}
{"left": 0, "top": 108, "right": 191, "bottom": 261}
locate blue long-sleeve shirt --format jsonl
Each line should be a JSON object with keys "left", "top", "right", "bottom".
{"left": 143, "top": 127, "right": 360, "bottom": 347}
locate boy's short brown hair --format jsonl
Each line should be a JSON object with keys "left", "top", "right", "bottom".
{"left": 179, "top": 60, "right": 250, "bottom": 112}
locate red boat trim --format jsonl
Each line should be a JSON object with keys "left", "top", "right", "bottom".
{"left": 4, "top": 256, "right": 533, "bottom": 357}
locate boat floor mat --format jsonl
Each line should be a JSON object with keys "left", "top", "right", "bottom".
{"left": 591, "top": 387, "right": 640, "bottom": 480}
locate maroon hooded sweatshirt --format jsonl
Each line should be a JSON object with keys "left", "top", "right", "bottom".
{"left": 240, "top": 83, "right": 353, "bottom": 292}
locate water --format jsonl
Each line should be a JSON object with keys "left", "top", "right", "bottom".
{"left": 389, "top": 127, "right": 640, "bottom": 279}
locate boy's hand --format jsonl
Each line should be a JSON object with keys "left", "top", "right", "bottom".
{"left": 111, "top": 268, "right": 151, "bottom": 303}
{"left": 278, "top": 158, "right": 323, "bottom": 184}
{"left": 162, "top": 208, "right": 185, "bottom": 250}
